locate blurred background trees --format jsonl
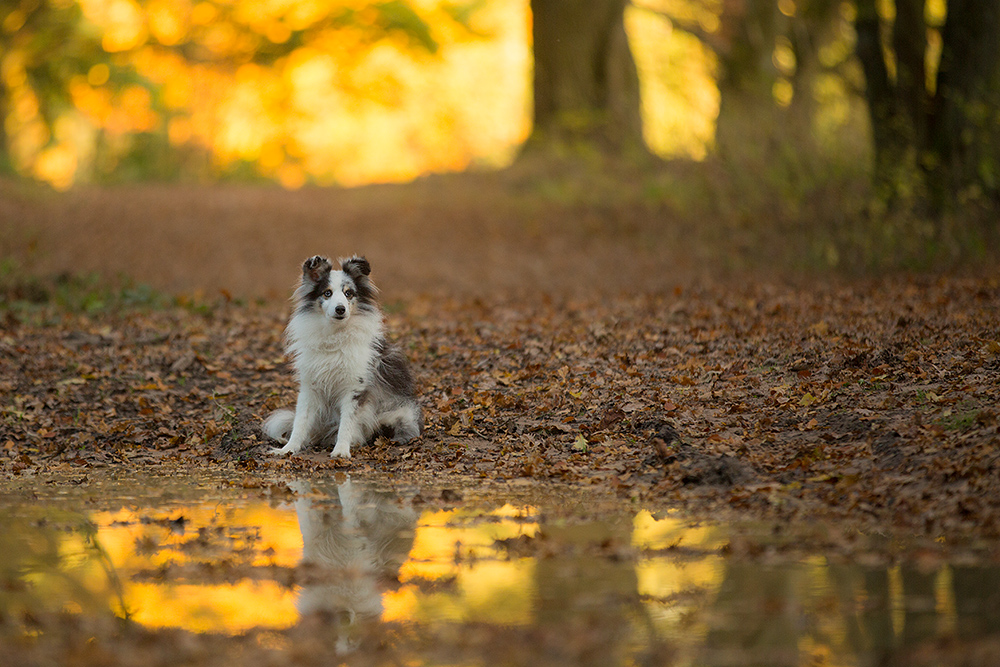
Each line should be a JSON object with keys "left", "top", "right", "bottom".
{"left": 1, "top": 0, "right": 506, "bottom": 187}
{"left": 1, "top": 0, "right": 998, "bottom": 234}
{"left": 524, "top": 0, "right": 645, "bottom": 156}
{"left": 855, "top": 0, "right": 1000, "bottom": 211}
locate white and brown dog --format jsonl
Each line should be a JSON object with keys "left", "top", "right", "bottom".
{"left": 264, "top": 255, "right": 421, "bottom": 458}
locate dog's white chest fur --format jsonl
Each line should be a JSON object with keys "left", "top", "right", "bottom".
{"left": 287, "top": 312, "right": 383, "bottom": 400}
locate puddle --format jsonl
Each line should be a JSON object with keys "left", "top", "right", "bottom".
{"left": 1, "top": 471, "right": 998, "bottom": 665}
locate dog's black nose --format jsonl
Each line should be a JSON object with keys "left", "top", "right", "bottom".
{"left": 335, "top": 304, "right": 346, "bottom": 316}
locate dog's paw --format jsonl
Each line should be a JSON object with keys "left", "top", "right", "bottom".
{"left": 330, "top": 445, "right": 352, "bottom": 459}
{"left": 269, "top": 446, "right": 297, "bottom": 457}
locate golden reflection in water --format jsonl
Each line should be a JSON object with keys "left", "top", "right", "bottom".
{"left": 77, "top": 498, "right": 544, "bottom": 633}
{"left": 632, "top": 510, "right": 726, "bottom": 644}
{"left": 387, "top": 504, "right": 538, "bottom": 625}
{"left": 124, "top": 581, "right": 297, "bottom": 633}
{"left": 89, "top": 505, "right": 303, "bottom": 632}
{"left": 2, "top": 495, "right": 978, "bottom": 662}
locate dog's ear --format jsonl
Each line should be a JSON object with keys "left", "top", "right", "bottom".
{"left": 302, "top": 255, "right": 333, "bottom": 284}
{"left": 341, "top": 256, "right": 371, "bottom": 279}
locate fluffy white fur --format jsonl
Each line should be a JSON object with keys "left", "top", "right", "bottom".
{"left": 264, "top": 255, "right": 421, "bottom": 458}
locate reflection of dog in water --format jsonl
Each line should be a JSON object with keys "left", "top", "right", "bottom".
{"left": 292, "top": 478, "right": 416, "bottom": 654}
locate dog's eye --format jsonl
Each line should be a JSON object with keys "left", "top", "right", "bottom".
{"left": 345, "top": 289, "right": 356, "bottom": 299}
{"left": 322, "top": 289, "right": 333, "bottom": 298}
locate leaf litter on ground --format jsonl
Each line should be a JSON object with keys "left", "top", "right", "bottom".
{"left": 1, "top": 275, "right": 999, "bottom": 546}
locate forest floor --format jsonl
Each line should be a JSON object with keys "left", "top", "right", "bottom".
{"left": 2, "top": 170, "right": 1000, "bottom": 666}
{"left": 2, "top": 272, "right": 999, "bottom": 543}
{"left": 2, "top": 170, "right": 999, "bottom": 548}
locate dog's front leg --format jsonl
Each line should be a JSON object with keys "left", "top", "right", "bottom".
{"left": 330, "top": 394, "right": 359, "bottom": 458}
{"left": 271, "top": 388, "right": 321, "bottom": 456}
{"left": 331, "top": 390, "right": 373, "bottom": 458}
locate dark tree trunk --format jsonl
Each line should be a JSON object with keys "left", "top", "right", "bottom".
{"left": 931, "top": 0, "right": 1000, "bottom": 205}
{"left": 854, "top": 0, "right": 914, "bottom": 191}
{"left": 714, "top": 0, "right": 783, "bottom": 158}
{"left": 525, "top": 0, "right": 645, "bottom": 155}
{"left": 893, "top": 0, "right": 928, "bottom": 149}
{"left": 855, "top": 0, "right": 1000, "bottom": 209}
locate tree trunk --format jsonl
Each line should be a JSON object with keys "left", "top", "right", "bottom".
{"left": 714, "top": 0, "right": 783, "bottom": 159}
{"left": 931, "top": 0, "right": 1000, "bottom": 205}
{"left": 854, "top": 0, "right": 917, "bottom": 194}
{"left": 856, "top": 0, "right": 1000, "bottom": 210}
{"left": 525, "top": 0, "right": 645, "bottom": 156}
{"left": 893, "top": 0, "right": 928, "bottom": 149}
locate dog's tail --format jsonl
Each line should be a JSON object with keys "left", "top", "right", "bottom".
{"left": 262, "top": 409, "right": 295, "bottom": 444}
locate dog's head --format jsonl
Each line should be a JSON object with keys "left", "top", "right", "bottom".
{"left": 296, "top": 255, "right": 377, "bottom": 321}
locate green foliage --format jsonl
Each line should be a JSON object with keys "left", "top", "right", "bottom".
{"left": 0, "top": 258, "right": 167, "bottom": 316}
{"left": 937, "top": 408, "right": 986, "bottom": 433}
{"left": 373, "top": 0, "right": 439, "bottom": 52}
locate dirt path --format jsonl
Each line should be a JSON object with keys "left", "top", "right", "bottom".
{"left": 2, "top": 174, "right": 715, "bottom": 299}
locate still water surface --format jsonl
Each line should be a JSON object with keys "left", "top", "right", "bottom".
{"left": 1, "top": 470, "right": 997, "bottom": 666}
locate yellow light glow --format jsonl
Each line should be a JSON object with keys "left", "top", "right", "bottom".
{"left": 1, "top": 52, "right": 28, "bottom": 88}
{"left": 626, "top": 6, "right": 719, "bottom": 160}
{"left": 87, "top": 63, "right": 111, "bottom": 86}
{"left": 773, "top": 39, "right": 797, "bottom": 76}
{"left": 2, "top": 8, "right": 28, "bottom": 32}
{"left": 190, "top": 2, "right": 217, "bottom": 26}
{"left": 78, "top": 0, "right": 147, "bottom": 52}
{"left": 147, "top": 0, "right": 188, "bottom": 46}
{"left": 126, "top": 581, "right": 299, "bottom": 633}
{"left": 773, "top": 78, "right": 794, "bottom": 107}
{"left": 15, "top": 0, "right": 728, "bottom": 188}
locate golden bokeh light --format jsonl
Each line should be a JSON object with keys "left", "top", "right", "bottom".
{"left": 5, "top": 0, "right": 727, "bottom": 189}
{"left": 78, "top": 0, "right": 148, "bottom": 52}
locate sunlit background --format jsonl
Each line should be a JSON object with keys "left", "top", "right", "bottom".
{"left": 1, "top": 0, "right": 888, "bottom": 190}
